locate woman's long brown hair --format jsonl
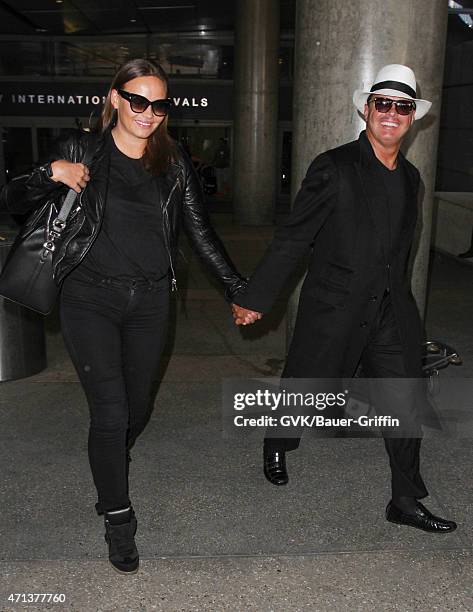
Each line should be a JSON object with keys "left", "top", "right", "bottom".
{"left": 96, "top": 58, "right": 176, "bottom": 175}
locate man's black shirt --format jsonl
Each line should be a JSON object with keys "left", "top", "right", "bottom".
{"left": 377, "top": 158, "right": 408, "bottom": 259}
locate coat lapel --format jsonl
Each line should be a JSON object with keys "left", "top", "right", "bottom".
{"left": 397, "top": 153, "right": 419, "bottom": 245}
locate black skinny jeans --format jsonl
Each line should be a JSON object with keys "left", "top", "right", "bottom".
{"left": 60, "top": 270, "right": 169, "bottom": 513}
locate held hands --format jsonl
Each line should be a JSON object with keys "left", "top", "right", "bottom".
{"left": 231, "top": 303, "right": 262, "bottom": 326}
{"left": 50, "top": 160, "right": 90, "bottom": 193}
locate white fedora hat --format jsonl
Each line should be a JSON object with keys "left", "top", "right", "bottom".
{"left": 353, "top": 64, "right": 432, "bottom": 120}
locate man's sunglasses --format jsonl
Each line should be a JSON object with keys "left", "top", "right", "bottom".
{"left": 369, "top": 96, "right": 416, "bottom": 116}
{"left": 117, "top": 89, "right": 172, "bottom": 117}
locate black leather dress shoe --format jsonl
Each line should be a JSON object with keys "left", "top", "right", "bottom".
{"left": 263, "top": 450, "right": 288, "bottom": 485}
{"left": 386, "top": 500, "right": 457, "bottom": 533}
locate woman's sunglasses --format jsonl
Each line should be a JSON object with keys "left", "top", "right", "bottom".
{"left": 117, "top": 89, "right": 172, "bottom": 117}
{"left": 369, "top": 96, "right": 416, "bottom": 116}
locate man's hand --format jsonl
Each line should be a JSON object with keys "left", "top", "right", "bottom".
{"left": 231, "top": 303, "right": 262, "bottom": 326}
{"left": 50, "top": 160, "right": 90, "bottom": 193}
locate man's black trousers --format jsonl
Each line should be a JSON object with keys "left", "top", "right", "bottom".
{"left": 264, "top": 291, "right": 429, "bottom": 501}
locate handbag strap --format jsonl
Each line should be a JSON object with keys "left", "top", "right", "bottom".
{"left": 55, "top": 132, "right": 100, "bottom": 226}
{"left": 42, "top": 132, "right": 100, "bottom": 254}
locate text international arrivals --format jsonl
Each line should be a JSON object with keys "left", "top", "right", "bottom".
{"left": 1, "top": 94, "right": 208, "bottom": 108}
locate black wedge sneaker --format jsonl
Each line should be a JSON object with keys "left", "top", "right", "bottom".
{"left": 104, "top": 506, "right": 139, "bottom": 574}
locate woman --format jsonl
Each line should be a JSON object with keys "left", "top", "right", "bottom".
{"left": 1, "top": 59, "right": 246, "bottom": 575}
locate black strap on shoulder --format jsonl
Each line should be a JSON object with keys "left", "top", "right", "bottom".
{"left": 56, "top": 132, "right": 100, "bottom": 225}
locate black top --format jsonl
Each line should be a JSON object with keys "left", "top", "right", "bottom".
{"left": 77, "top": 137, "right": 169, "bottom": 281}
{"left": 376, "top": 158, "right": 407, "bottom": 259}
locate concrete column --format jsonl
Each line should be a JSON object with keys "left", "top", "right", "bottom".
{"left": 287, "top": 0, "right": 448, "bottom": 344}
{"left": 233, "top": 0, "right": 280, "bottom": 225}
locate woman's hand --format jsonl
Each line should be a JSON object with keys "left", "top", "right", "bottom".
{"left": 232, "top": 303, "right": 262, "bottom": 326}
{"left": 50, "top": 160, "right": 90, "bottom": 193}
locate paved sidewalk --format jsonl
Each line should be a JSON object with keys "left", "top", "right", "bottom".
{"left": 1, "top": 215, "right": 472, "bottom": 611}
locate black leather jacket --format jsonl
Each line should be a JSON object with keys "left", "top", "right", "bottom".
{"left": 0, "top": 129, "right": 246, "bottom": 299}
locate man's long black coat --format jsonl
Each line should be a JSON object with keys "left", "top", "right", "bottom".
{"left": 235, "top": 130, "right": 424, "bottom": 378}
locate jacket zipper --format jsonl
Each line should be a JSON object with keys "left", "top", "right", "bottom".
{"left": 162, "top": 175, "right": 180, "bottom": 292}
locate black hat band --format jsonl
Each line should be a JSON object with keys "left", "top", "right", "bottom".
{"left": 370, "top": 80, "right": 416, "bottom": 98}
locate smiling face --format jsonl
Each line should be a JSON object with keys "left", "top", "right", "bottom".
{"left": 111, "top": 75, "right": 167, "bottom": 144}
{"left": 363, "top": 94, "right": 415, "bottom": 150}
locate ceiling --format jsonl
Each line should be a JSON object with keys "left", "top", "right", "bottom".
{"left": 2, "top": 1, "right": 473, "bottom": 39}
{"left": 0, "top": 0, "right": 297, "bottom": 77}
{"left": 0, "top": 0, "right": 296, "bottom": 36}
{"left": 0, "top": 1, "right": 472, "bottom": 80}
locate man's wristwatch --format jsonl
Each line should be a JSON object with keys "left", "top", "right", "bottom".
{"left": 39, "top": 163, "right": 54, "bottom": 179}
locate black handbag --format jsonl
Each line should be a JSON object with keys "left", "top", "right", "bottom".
{"left": 0, "top": 134, "right": 98, "bottom": 315}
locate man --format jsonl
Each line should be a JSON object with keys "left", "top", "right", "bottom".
{"left": 232, "top": 64, "right": 456, "bottom": 533}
